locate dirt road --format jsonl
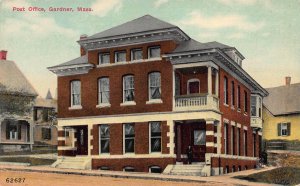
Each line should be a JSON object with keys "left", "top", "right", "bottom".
{"left": 0, "top": 170, "right": 228, "bottom": 186}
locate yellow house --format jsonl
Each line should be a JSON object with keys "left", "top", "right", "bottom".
{"left": 262, "top": 78, "right": 300, "bottom": 150}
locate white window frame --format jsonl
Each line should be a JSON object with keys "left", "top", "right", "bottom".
{"left": 99, "top": 124, "right": 110, "bottom": 154}
{"left": 131, "top": 48, "right": 143, "bottom": 61}
{"left": 250, "top": 95, "right": 262, "bottom": 118}
{"left": 187, "top": 78, "right": 200, "bottom": 94}
{"left": 148, "top": 72, "right": 162, "bottom": 101}
{"left": 123, "top": 123, "right": 135, "bottom": 154}
{"left": 237, "top": 85, "right": 241, "bottom": 110}
{"left": 231, "top": 81, "right": 235, "bottom": 107}
{"left": 122, "top": 75, "right": 135, "bottom": 104}
{"left": 97, "top": 77, "right": 110, "bottom": 107}
{"left": 244, "top": 91, "right": 248, "bottom": 113}
{"left": 70, "top": 80, "right": 81, "bottom": 108}
{"left": 224, "top": 123, "right": 228, "bottom": 154}
{"left": 281, "top": 123, "right": 288, "bottom": 136}
{"left": 149, "top": 122, "right": 162, "bottom": 153}
{"left": 99, "top": 52, "right": 110, "bottom": 65}
{"left": 237, "top": 128, "right": 240, "bottom": 156}
{"left": 115, "top": 51, "right": 126, "bottom": 63}
{"left": 148, "top": 46, "right": 161, "bottom": 59}
{"left": 231, "top": 126, "right": 234, "bottom": 155}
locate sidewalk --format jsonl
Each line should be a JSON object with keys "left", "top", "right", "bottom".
{"left": 0, "top": 164, "right": 276, "bottom": 186}
{"left": 0, "top": 153, "right": 57, "bottom": 160}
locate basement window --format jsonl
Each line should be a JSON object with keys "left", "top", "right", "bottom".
{"left": 123, "top": 166, "right": 135, "bottom": 172}
{"left": 149, "top": 166, "right": 162, "bottom": 173}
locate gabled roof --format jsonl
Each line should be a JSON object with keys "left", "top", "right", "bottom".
{"left": 0, "top": 60, "right": 38, "bottom": 96}
{"left": 49, "top": 55, "right": 88, "bottom": 69}
{"left": 171, "top": 39, "right": 232, "bottom": 53}
{"left": 46, "top": 89, "right": 53, "bottom": 99}
{"left": 85, "top": 15, "right": 178, "bottom": 40}
{"left": 35, "top": 97, "right": 57, "bottom": 109}
{"left": 263, "top": 83, "right": 300, "bottom": 116}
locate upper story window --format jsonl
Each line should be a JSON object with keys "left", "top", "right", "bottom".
{"left": 237, "top": 86, "right": 241, "bottom": 109}
{"left": 71, "top": 80, "right": 81, "bottom": 106}
{"left": 123, "top": 75, "right": 134, "bottom": 102}
{"left": 224, "top": 76, "right": 228, "bottom": 105}
{"left": 150, "top": 122, "right": 162, "bottom": 153}
{"left": 231, "top": 81, "right": 235, "bottom": 106}
{"left": 148, "top": 46, "right": 160, "bottom": 59}
{"left": 149, "top": 72, "right": 161, "bottom": 100}
{"left": 99, "top": 53, "right": 110, "bottom": 65}
{"left": 244, "top": 91, "right": 248, "bottom": 113}
{"left": 131, "top": 48, "right": 143, "bottom": 61}
{"left": 99, "top": 124, "right": 110, "bottom": 153}
{"left": 278, "top": 123, "right": 291, "bottom": 136}
{"left": 115, "top": 51, "right": 126, "bottom": 62}
{"left": 251, "top": 95, "right": 262, "bottom": 117}
{"left": 124, "top": 123, "right": 135, "bottom": 153}
{"left": 98, "top": 77, "right": 110, "bottom": 104}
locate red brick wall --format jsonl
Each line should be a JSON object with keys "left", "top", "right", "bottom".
{"left": 92, "top": 158, "right": 175, "bottom": 172}
{"left": 211, "top": 157, "right": 257, "bottom": 173}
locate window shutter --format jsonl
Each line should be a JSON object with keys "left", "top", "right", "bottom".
{"left": 277, "top": 123, "right": 281, "bottom": 136}
{"left": 287, "top": 123, "right": 291, "bottom": 136}
{"left": 6, "top": 120, "right": 10, "bottom": 139}
{"left": 17, "top": 124, "right": 21, "bottom": 140}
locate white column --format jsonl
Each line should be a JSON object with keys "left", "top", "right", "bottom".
{"left": 215, "top": 69, "right": 219, "bottom": 97}
{"left": 167, "top": 120, "right": 175, "bottom": 155}
{"left": 207, "top": 66, "right": 212, "bottom": 95}
{"left": 172, "top": 68, "right": 176, "bottom": 111}
{"left": 88, "top": 125, "right": 93, "bottom": 157}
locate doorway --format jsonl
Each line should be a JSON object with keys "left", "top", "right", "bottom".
{"left": 188, "top": 79, "right": 200, "bottom": 94}
{"left": 75, "top": 126, "right": 88, "bottom": 155}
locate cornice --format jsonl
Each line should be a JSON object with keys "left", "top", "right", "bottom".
{"left": 48, "top": 64, "right": 94, "bottom": 77}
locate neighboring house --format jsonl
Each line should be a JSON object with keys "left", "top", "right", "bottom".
{"left": 0, "top": 50, "right": 38, "bottom": 152}
{"left": 48, "top": 15, "right": 268, "bottom": 175}
{"left": 263, "top": 77, "right": 300, "bottom": 151}
{"left": 33, "top": 90, "right": 57, "bottom": 146}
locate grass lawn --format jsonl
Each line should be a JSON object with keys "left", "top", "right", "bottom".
{"left": 0, "top": 157, "right": 56, "bottom": 166}
{"left": 234, "top": 167, "right": 300, "bottom": 185}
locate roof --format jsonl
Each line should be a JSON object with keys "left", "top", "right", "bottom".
{"left": 85, "top": 15, "right": 178, "bottom": 40}
{"left": 171, "top": 39, "right": 232, "bottom": 53}
{"left": 35, "top": 97, "right": 57, "bottom": 109}
{"left": 0, "top": 60, "right": 38, "bottom": 96}
{"left": 49, "top": 55, "right": 88, "bottom": 69}
{"left": 263, "top": 83, "right": 300, "bottom": 116}
{"left": 46, "top": 89, "right": 53, "bottom": 99}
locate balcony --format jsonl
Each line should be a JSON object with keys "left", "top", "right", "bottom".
{"left": 251, "top": 117, "right": 262, "bottom": 128}
{"left": 174, "top": 94, "right": 219, "bottom": 112}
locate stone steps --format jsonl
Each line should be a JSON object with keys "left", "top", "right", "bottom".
{"left": 52, "top": 157, "right": 91, "bottom": 170}
{"left": 169, "top": 163, "right": 205, "bottom": 176}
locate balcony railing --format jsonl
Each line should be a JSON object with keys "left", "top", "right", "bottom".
{"left": 251, "top": 117, "right": 262, "bottom": 128}
{"left": 174, "top": 94, "right": 219, "bottom": 112}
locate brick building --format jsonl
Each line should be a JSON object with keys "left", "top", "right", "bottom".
{"left": 48, "top": 15, "right": 268, "bottom": 175}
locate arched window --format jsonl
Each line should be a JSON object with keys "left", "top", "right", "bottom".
{"left": 148, "top": 72, "right": 161, "bottom": 100}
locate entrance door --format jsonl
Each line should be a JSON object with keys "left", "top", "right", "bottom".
{"left": 191, "top": 128, "right": 206, "bottom": 162}
{"left": 188, "top": 80, "right": 200, "bottom": 94}
{"left": 75, "top": 126, "right": 88, "bottom": 155}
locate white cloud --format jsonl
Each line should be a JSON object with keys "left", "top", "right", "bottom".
{"left": 217, "top": 0, "right": 272, "bottom": 7}
{"left": 180, "top": 12, "right": 264, "bottom": 32}
{"left": 154, "top": 0, "right": 169, "bottom": 8}
{"left": 227, "top": 33, "right": 245, "bottom": 39}
{"left": 91, "top": 0, "right": 122, "bottom": 17}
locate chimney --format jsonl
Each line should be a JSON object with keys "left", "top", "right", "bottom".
{"left": 0, "top": 50, "right": 7, "bottom": 60}
{"left": 80, "top": 34, "right": 87, "bottom": 56}
{"left": 285, "top": 76, "right": 291, "bottom": 86}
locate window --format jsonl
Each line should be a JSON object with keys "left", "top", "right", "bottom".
{"left": 148, "top": 46, "right": 160, "bottom": 59}
{"left": 237, "top": 128, "right": 241, "bottom": 156}
{"left": 194, "top": 130, "right": 206, "bottom": 145}
{"left": 231, "top": 81, "right": 235, "bottom": 106}
{"left": 131, "top": 48, "right": 143, "bottom": 61}
{"left": 71, "top": 80, "right": 81, "bottom": 106}
{"left": 115, "top": 51, "right": 126, "bottom": 62}
{"left": 224, "top": 123, "right": 229, "bottom": 154}
{"left": 175, "top": 73, "right": 180, "bottom": 96}
{"left": 123, "top": 75, "right": 134, "bottom": 102}
{"left": 123, "top": 166, "right": 135, "bottom": 172}
{"left": 251, "top": 96, "right": 257, "bottom": 116}
{"left": 258, "top": 97, "right": 262, "bottom": 117}
{"left": 98, "top": 77, "right": 110, "bottom": 104}
{"left": 99, "top": 53, "right": 110, "bottom": 65}
{"left": 149, "top": 72, "right": 161, "bottom": 100}
{"left": 99, "top": 125, "right": 110, "bottom": 153}
{"left": 42, "top": 128, "right": 51, "bottom": 140}
{"left": 224, "top": 77, "right": 228, "bottom": 104}
{"left": 253, "top": 133, "right": 256, "bottom": 157}
{"left": 149, "top": 166, "right": 162, "bottom": 173}
{"left": 124, "top": 123, "right": 135, "bottom": 153}
{"left": 150, "top": 122, "right": 161, "bottom": 153}
{"left": 278, "top": 123, "right": 291, "bottom": 136}
{"left": 244, "top": 91, "right": 248, "bottom": 112}
{"left": 6, "top": 120, "right": 21, "bottom": 140}
{"left": 244, "top": 130, "right": 247, "bottom": 156}
{"left": 237, "top": 86, "right": 241, "bottom": 109}
{"left": 231, "top": 126, "right": 235, "bottom": 155}
{"left": 251, "top": 95, "right": 262, "bottom": 117}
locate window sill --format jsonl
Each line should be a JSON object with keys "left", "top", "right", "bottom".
{"left": 147, "top": 57, "right": 162, "bottom": 61}
{"left": 68, "top": 105, "right": 82, "bottom": 110}
{"left": 237, "top": 108, "right": 241, "bottom": 112}
{"left": 96, "top": 103, "right": 111, "bottom": 108}
{"left": 231, "top": 106, "right": 235, "bottom": 110}
{"left": 223, "top": 103, "right": 229, "bottom": 107}
{"left": 96, "top": 63, "right": 111, "bottom": 67}
{"left": 115, "top": 61, "right": 127, "bottom": 64}
{"left": 244, "top": 112, "right": 248, "bottom": 116}
{"left": 146, "top": 99, "right": 163, "bottom": 104}
{"left": 120, "top": 101, "right": 136, "bottom": 106}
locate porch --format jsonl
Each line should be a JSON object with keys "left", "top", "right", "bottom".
{"left": 173, "top": 62, "right": 219, "bottom": 112}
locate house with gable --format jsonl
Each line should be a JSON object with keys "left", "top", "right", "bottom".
{"left": 48, "top": 15, "right": 268, "bottom": 175}
{"left": 0, "top": 50, "right": 38, "bottom": 152}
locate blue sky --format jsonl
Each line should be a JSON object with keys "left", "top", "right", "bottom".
{"left": 1, "top": 0, "right": 299, "bottom": 97}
